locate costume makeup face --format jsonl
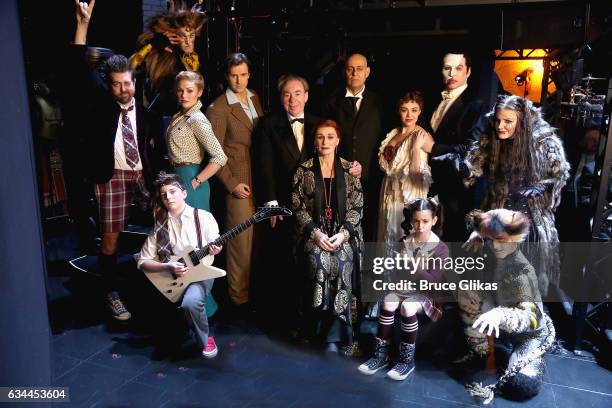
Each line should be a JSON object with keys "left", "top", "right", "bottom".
{"left": 495, "top": 108, "right": 519, "bottom": 140}
{"left": 345, "top": 54, "right": 370, "bottom": 94}
{"left": 226, "top": 62, "right": 250, "bottom": 95}
{"left": 315, "top": 126, "right": 340, "bottom": 157}
{"left": 488, "top": 239, "right": 519, "bottom": 259}
{"left": 177, "top": 26, "right": 196, "bottom": 54}
{"left": 159, "top": 184, "right": 187, "bottom": 214}
{"left": 441, "top": 53, "right": 470, "bottom": 91}
{"left": 399, "top": 100, "right": 421, "bottom": 128}
{"left": 110, "top": 71, "right": 135, "bottom": 105}
{"left": 176, "top": 79, "right": 203, "bottom": 111}
{"left": 281, "top": 79, "right": 308, "bottom": 117}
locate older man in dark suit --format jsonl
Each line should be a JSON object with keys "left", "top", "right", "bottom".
{"left": 73, "top": 0, "right": 153, "bottom": 320}
{"left": 255, "top": 74, "right": 325, "bottom": 213}
{"left": 426, "top": 52, "right": 488, "bottom": 241}
{"left": 251, "top": 74, "right": 319, "bottom": 329}
{"left": 206, "top": 53, "right": 264, "bottom": 308}
{"left": 322, "top": 53, "right": 384, "bottom": 241}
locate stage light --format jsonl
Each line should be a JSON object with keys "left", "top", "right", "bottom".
{"left": 494, "top": 49, "right": 554, "bottom": 103}
{"left": 515, "top": 69, "right": 529, "bottom": 86}
{"left": 515, "top": 74, "right": 525, "bottom": 86}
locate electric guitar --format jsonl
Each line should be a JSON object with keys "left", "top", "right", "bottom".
{"left": 143, "top": 206, "right": 292, "bottom": 303}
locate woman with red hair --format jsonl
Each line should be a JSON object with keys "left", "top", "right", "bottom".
{"left": 292, "top": 119, "right": 364, "bottom": 355}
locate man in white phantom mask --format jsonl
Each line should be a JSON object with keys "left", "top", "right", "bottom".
{"left": 426, "top": 52, "right": 488, "bottom": 242}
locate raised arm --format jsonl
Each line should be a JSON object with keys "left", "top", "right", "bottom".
{"left": 74, "top": 0, "right": 96, "bottom": 45}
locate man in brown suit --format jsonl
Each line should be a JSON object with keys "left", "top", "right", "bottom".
{"left": 206, "top": 53, "right": 264, "bottom": 307}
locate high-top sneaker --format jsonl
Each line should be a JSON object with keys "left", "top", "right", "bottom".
{"left": 107, "top": 291, "right": 131, "bottom": 321}
{"left": 387, "top": 342, "right": 415, "bottom": 381}
{"left": 202, "top": 336, "right": 218, "bottom": 359}
{"left": 358, "top": 337, "right": 390, "bottom": 375}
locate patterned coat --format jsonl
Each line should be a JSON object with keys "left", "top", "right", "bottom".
{"left": 292, "top": 157, "right": 363, "bottom": 327}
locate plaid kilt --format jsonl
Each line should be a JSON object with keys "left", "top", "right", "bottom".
{"left": 95, "top": 169, "right": 149, "bottom": 233}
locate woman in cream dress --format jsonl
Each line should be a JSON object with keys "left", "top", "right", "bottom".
{"left": 377, "top": 91, "right": 434, "bottom": 246}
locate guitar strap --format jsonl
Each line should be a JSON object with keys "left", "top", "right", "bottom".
{"left": 194, "top": 207, "right": 203, "bottom": 249}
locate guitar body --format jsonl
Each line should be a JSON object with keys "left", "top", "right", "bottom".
{"left": 141, "top": 206, "right": 291, "bottom": 303}
{"left": 143, "top": 246, "right": 226, "bottom": 303}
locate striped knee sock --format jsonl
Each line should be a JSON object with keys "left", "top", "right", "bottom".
{"left": 376, "top": 309, "right": 395, "bottom": 340}
{"left": 401, "top": 315, "right": 418, "bottom": 344}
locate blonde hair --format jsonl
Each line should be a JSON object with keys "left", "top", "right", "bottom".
{"left": 175, "top": 70, "right": 204, "bottom": 90}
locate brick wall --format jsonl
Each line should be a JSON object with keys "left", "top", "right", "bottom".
{"left": 142, "top": 0, "right": 167, "bottom": 25}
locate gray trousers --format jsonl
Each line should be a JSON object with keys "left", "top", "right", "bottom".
{"left": 181, "top": 280, "right": 213, "bottom": 347}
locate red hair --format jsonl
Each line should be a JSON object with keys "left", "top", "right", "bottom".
{"left": 314, "top": 119, "right": 343, "bottom": 140}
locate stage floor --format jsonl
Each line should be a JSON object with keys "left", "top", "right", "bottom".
{"left": 48, "top": 313, "right": 612, "bottom": 408}
{"left": 45, "top": 228, "right": 612, "bottom": 408}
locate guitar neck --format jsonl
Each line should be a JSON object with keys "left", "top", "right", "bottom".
{"left": 194, "top": 216, "right": 257, "bottom": 260}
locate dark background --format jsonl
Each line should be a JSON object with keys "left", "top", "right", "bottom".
{"left": 18, "top": 1, "right": 612, "bottom": 117}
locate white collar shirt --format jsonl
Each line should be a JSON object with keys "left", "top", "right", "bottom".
{"left": 136, "top": 204, "right": 220, "bottom": 270}
{"left": 226, "top": 88, "right": 259, "bottom": 127}
{"left": 287, "top": 113, "right": 305, "bottom": 151}
{"left": 430, "top": 84, "right": 468, "bottom": 132}
{"left": 345, "top": 86, "right": 366, "bottom": 111}
{"left": 113, "top": 98, "right": 143, "bottom": 170}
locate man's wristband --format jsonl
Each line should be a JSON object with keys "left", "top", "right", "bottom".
{"left": 193, "top": 176, "right": 202, "bottom": 185}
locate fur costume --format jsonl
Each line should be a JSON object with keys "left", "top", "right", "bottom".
{"left": 129, "top": 2, "right": 207, "bottom": 115}
{"left": 464, "top": 95, "right": 570, "bottom": 291}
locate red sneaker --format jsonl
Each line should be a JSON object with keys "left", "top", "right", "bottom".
{"left": 202, "top": 336, "right": 218, "bottom": 359}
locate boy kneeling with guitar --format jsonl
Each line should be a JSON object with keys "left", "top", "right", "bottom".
{"left": 137, "top": 172, "right": 223, "bottom": 359}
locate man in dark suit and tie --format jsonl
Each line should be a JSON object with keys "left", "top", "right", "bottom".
{"left": 426, "top": 52, "right": 488, "bottom": 241}
{"left": 252, "top": 74, "right": 319, "bottom": 330}
{"left": 254, "top": 74, "right": 318, "bottom": 215}
{"left": 73, "top": 0, "right": 153, "bottom": 320}
{"left": 322, "top": 53, "right": 384, "bottom": 241}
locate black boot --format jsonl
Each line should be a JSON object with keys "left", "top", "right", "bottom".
{"left": 387, "top": 342, "right": 415, "bottom": 381}
{"left": 358, "top": 337, "right": 390, "bottom": 375}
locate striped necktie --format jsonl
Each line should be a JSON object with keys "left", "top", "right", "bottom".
{"left": 121, "top": 105, "right": 139, "bottom": 168}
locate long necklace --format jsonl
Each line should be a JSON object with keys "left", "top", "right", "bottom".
{"left": 320, "top": 157, "right": 335, "bottom": 222}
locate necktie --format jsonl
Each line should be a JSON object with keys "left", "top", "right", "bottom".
{"left": 155, "top": 216, "right": 174, "bottom": 262}
{"left": 430, "top": 92, "right": 453, "bottom": 132}
{"left": 121, "top": 105, "right": 140, "bottom": 168}
{"left": 346, "top": 96, "right": 359, "bottom": 116}
{"left": 290, "top": 118, "right": 304, "bottom": 124}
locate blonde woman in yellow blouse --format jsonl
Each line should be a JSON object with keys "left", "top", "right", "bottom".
{"left": 166, "top": 71, "right": 227, "bottom": 211}
{"left": 377, "top": 91, "right": 434, "bottom": 246}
